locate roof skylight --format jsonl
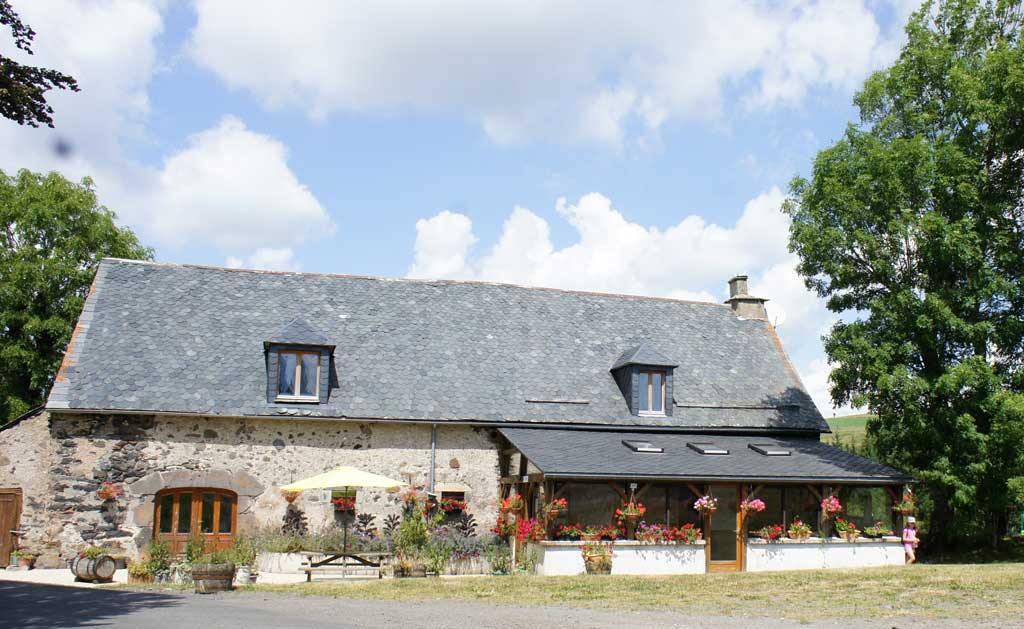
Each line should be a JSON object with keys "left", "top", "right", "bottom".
{"left": 687, "top": 442, "right": 729, "bottom": 455}
{"left": 749, "top": 443, "right": 791, "bottom": 456}
{"left": 622, "top": 440, "right": 664, "bottom": 453}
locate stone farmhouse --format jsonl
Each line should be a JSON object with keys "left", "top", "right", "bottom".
{"left": 0, "top": 258, "right": 910, "bottom": 572}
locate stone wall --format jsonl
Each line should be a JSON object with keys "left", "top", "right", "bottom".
{"left": 0, "top": 411, "right": 501, "bottom": 566}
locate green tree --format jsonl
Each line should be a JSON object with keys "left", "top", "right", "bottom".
{"left": 1, "top": 0, "right": 79, "bottom": 127}
{"left": 1, "top": 169, "right": 152, "bottom": 423}
{"left": 784, "top": 0, "right": 1024, "bottom": 549}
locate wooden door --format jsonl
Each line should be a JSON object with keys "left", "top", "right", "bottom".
{"left": 154, "top": 489, "right": 236, "bottom": 555}
{"left": 0, "top": 489, "right": 22, "bottom": 567}
{"left": 707, "top": 484, "right": 743, "bottom": 573}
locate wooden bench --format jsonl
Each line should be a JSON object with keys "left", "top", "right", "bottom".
{"left": 300, "top": 552, "right": 392, "bottom": 581}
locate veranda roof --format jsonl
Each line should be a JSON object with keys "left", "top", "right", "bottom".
{"left": 500, "top": 428, "right": 912, "bottom": 485}
{"left": 280, "top": 466, "right": 404, "bottom": 491}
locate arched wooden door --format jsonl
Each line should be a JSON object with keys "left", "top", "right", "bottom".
{"left": 154, "top": 488, "right": 236, "bottom": 555}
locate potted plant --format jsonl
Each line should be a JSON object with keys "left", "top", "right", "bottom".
{"left": 755, "top": 524, "right": 783, "bottom": 542}
{"left": 694, "top": 495, "right": 719, "bottom": 515}
{"left": 834, "top": 518, "right": 860, "bottom": 541}
{"left": 127, "top": 561, "right": 153, "bottom": 584}
{"left": 515, "top": 517, "right": 546, "bottom": 542}
{"left": 668, "top": 523, "right": 702, "bottom": 544}
{"left": 893, "top": 491, "right": 917, "bottom": 516}
{"left": 820, "top": 495, "right": 843, "bottom": 518}
{"left": 331, "top": 496, "right": 356, "bottom": 512}
{"left": 555, "top": 523, "right": 583, "bottom": 540}
{"left": 542, "top": 497, "right": 568, "bottom": 521}
{"left": 97, "top": 481, "right": 124, "bottom": 502}
{"left": 863, "top": 522, "right": 893, "bottom": 538}
{"left": 635, "top": 521, "right": 667, "bottom": 543}
{"left": 787, "top": 518, "right": 812, "bottom": 540}
{"left": 581, "top": 542, "right": 612, "bottom": 575}
{"left": 11, "top": 550, "right": 35, "bottom": 569}
{"left": 281, "top": 489, "right": 301, "bottom": 504}
{"left": 71, "top": 546, "right": 117, "bottom": 583}
{"left": 614, "top": 501, "right": 646, "bottom": 524}
{"left": 229, "top": 536, "right": 258, "bottom": 585}
{"left": 438, "top": 497, "right": 468, "bottom": 514}
{"left": 146, "top": 540, "right": 171, "bottom": 583}
{"left": 500, "top": 495, "right": 524, "bottom": 513}
{"left": 740, "top": 497, "right": 766, "bottom": 515}
{"left": 192, "top": 550, "right": 235, "bottom": 593}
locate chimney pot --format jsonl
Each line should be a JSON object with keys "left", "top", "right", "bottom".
{"left": 725, "top": 274, "right": 768, "bottom": 320}
{"left": 728, "top": 275, "right": 749, "bottom": 298}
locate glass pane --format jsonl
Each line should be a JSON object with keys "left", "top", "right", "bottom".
{"left": 651, "top": 372, "right": 663, "bottom": 412}
{"left": 201, "top": 493, "right": 215, "bottom": 533}
{"left": 177, "top": 492, "right": 192, "bottom": 534}
{"left": 278, "top": 352, "right": 296, "bottom": 396}
{"left": 158, "top": 494, "right": 174, "bottom": 533}
{"left": 638, "top": 372, "right": 650, "bottom": 411}
{"left": 300, "top": 353, "right": 318, "bottom": 396}
{"left": 219, "top": 495, "right": 235, "bottom": 533}
{"left": 710, "top": 488, "right": 738, "bottom": 562}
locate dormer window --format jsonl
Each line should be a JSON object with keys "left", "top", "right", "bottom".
{"left": 277, "top": 350, "right": 320, "bottom": 401}
{"left": 266, "top": 317, "right": 333, "bottom": 405}
{"left": 610, "top": 343, "right": 677, "bottom": 418}
{"left": 638, "top": 370, "right": 666, "bottom": 415}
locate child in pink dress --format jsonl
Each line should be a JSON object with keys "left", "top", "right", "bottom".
{"left": 902, "top": 516, "right": 919, "bottom": 564}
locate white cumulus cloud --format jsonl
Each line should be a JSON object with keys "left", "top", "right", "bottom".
{"left": 408, "top": 191, "right": 850, "bottom": 414}
{"left": 226, "top": 247, "right": 300, "bottom": 272}
{"left": 188, "top": 0, "right": 915, "bottom": 147}
{"left": 149, "top": 116, "right": 334, "bottom": 250}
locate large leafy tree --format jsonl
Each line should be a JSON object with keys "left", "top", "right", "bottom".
{"left": 1, "top": 169, "right": 152, "bottom": 423}
{"left": 1, "top": 0, "right": 79, "bottom": 127}
{"left": 785, "top": 0, "right": 1024, "bottom": 549}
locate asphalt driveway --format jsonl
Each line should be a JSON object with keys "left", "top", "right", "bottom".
{"left": 0, "top": 581, "right": 1016, "bottom": 629}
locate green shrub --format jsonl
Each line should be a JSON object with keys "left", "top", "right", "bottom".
{"left": 146, "top": 539, "right": 171, "bottom": 574}
{"left": 184, "top": 534, "right": 206, "bottom": 562}
{"left": 228, "top": 535, "right": 257, "bottom": 566}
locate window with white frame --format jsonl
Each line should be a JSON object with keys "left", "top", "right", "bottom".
{"left": 277, "top": 350, "right": 320, "bottom": 401}
{"left": 638, "top": 370, "right": 666, "bottom": 415}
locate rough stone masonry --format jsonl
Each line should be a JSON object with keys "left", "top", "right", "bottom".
{"left": 0, "top": 410, "right": 501, "bottom": 567}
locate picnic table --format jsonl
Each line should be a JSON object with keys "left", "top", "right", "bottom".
{"left": 300, "top": 551, "right": 392, "bottom": 581}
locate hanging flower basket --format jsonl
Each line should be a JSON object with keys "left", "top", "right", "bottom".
{"left": 97, "top": 482, "right": 124, "bottom": 502}
{"left": 892, "top": 491, "right": 917, "bottom": 516}
{"left": 820, "top": 495, "right": 843, "bottom": 517}
{"left": 694, "top": 495, "right": 719, "bottom": 515}
{"left": 543, "top": 498, "right": 568, "bottom": 521}
{"left": 740, "top": 498, "right": 766, "bottom": 515}
{"left": 281, "top": 490, "right": 301, "bottom": 504}
{"left": 331, "top": 496, "right": 356, "bottom": 512}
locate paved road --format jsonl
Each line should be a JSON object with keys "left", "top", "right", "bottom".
{"left": 0, "top": 581, "right": 1014, "bottom": 629}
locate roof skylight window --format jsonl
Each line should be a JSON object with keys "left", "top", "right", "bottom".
{"left": 622, "top": 440, "right": 664, "bottom": 453}
{"left": 749, "top": 443, "right": 791, "bottom": 456}
{"left": 687, "top": 442, "right": 729, "bottom": 455}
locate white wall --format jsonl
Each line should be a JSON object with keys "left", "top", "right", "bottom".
{"left": 532, "top": 541, "right": 705, "bottom": 576}
{"left": 746, "top": 537, "right": 904, "bottom": 572}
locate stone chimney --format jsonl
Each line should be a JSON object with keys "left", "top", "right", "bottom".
{"left": 725, "top": 274, "right": 769, "bottom": 320}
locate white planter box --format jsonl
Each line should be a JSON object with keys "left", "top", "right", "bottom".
{"left": 745, "top": 536, "right": 904, "bottom": 572}
{"left": 531, "top": 541, "right": 706, "bottom": 576}
{"left": 256, "top": 551, "right": 309, "bottom": 574}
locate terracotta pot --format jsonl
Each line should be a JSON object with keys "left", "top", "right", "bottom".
{"left": 17, "top": 557, "right": 34, "bottom": 569}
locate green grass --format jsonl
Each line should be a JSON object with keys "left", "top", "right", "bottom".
{"left": 823, "top": 413, "right": 872, "bottom": 449}
{"left": 124, "top": 564, "right": 1024, "bottom": 622}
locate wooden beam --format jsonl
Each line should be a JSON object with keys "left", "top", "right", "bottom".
{"left": 518, "top": 454, "right": 528, "bottom": 477}
{"left": 499, "top": 473, "right": 545, "bottom": 485}
{"left": 608, "top": 482, "right": 627, "bottom": 502}
{"left": 805, "top": 484, "right": 823, "bottom": 501}
{"left": 748, "top": 484, "right": 765, "bottom": 500}
{"left": 685, "top": 483, "right": 703, "bottom": 497}
{"left": 500, "top": 447, "right": 519, "bottom": 458}
{"left": 551, "top": 482, "right": 570, "bottom": 501}
{"left": 635, "top": 483, "right": 653, "bottom": 501}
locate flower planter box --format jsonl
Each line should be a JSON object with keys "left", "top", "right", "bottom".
{"left": 745, "top": 537, "right": 904, "bottom": 572}
{"left": 192, "top": 563, "right": 235, "bottom": 593}
{"left": 531, "top": 540, "right": 706, "bottom": 576}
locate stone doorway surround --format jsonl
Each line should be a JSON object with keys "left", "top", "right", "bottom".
{"left": 125, "top": 469, "right": 265, "bottom": 552}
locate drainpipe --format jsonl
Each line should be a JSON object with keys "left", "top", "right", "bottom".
{"left": 429, "top": 424, "right": 437, "bottom": 495}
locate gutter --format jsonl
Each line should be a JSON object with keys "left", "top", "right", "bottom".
{"left": 541, "top": 472, "right": 914, "bottom": 485}
{"left": 42, "top": 406, "right": 826, "bottom": 437}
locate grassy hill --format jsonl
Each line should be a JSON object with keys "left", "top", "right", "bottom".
{"left": 823, "top": 413, "right": 871, "bottom": 449}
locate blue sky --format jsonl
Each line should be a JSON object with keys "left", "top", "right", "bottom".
{"left": 0, "top": 1, "right": 920, "bottom": 414}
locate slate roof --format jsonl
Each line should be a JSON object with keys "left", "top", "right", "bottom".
{"left": 267, "top": 317, "right": 333, "bottom": 348}
{"left": 47, "top": 259, "right": 828, "bottom": 432}
{"left": 500, "top": 428, "right": 911, "bottom": 483}
{"left": 610, "top": 343, "right": 678, "bottom": 370}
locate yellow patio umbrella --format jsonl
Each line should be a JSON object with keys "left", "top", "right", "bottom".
{"left": 281, "top": 466, "right": 404, "bottom": 492}
{"left": 281, "top": 466, "right": 405, "bottom": 553}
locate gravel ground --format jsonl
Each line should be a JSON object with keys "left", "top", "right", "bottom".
{"left": 0, "top": 581, "right": 1018, "bottom": 629}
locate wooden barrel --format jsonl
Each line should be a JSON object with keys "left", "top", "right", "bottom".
{"left": 192, "top": 563, "right": 235, "bottom": 593}
{"left": 71, "top": 555, "right": 116, "bottom": 582}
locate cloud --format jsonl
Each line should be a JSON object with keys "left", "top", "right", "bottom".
{"left": 408, "top": 190, "right": 850, "bottom": 414}
{"left": 409, "top": 211, "right": 478, "bottom": 280}
{"left": 0, "top": 2, "right": 331, "bottom": 262}
{"left": 149, "top": 116, "right": 334, "bottom": 250}
{"left": 226, "top": 247, "right": 300, "bottom": 272}
{"left": 188, "top": 0, "right": 912, "bottom": 147}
